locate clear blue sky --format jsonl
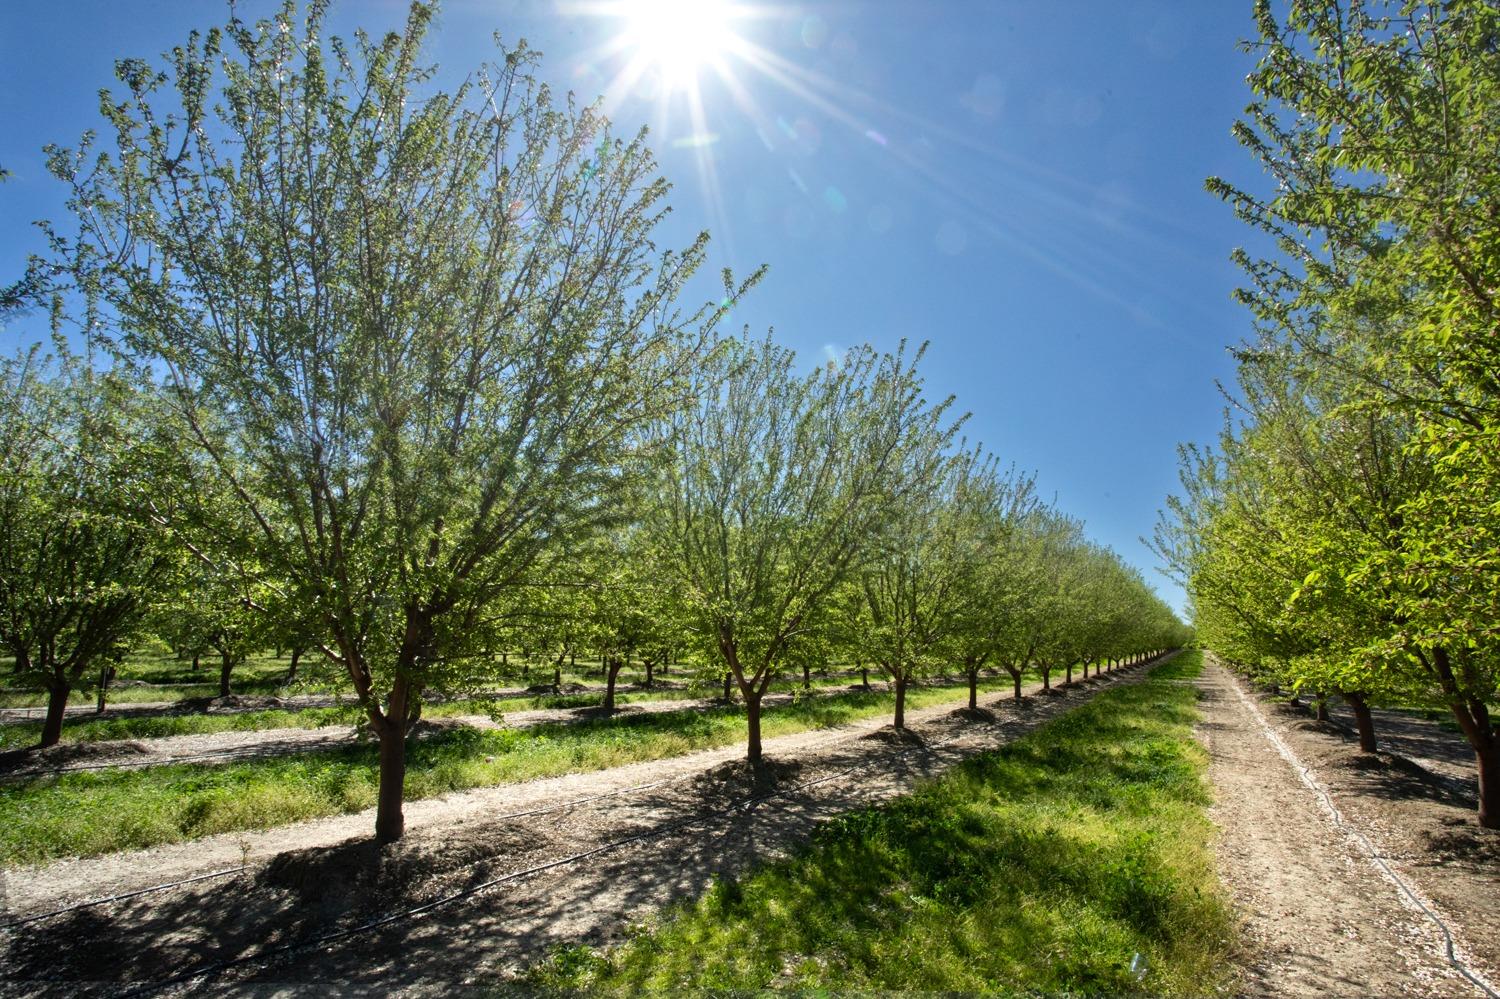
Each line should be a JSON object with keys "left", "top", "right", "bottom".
{"left": 0, "top": 2, "right": 1268, "bottom": 617}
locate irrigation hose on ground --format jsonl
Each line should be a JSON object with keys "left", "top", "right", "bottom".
{"left": 1225, "top": 669, "right": 1500, "bottom": 999}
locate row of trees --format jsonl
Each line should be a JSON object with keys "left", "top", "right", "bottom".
{"left": 1156, "top": 0, "right": 1499, "bottom": 828}
{"left": 1, "top": 1, "right": 1185, "bottom": 843}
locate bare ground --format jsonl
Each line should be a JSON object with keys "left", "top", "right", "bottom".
{"left": 0, "top": 665, "right": 1150, "bottom": 995}
{"left": 1197, "top": 658, "right": 1499, "bottom": 998}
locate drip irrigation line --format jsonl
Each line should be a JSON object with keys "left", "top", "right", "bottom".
{"left": 1226, "top": 670, "right": 1499, "bottom": 999}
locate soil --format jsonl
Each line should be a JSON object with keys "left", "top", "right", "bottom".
{"left": 1196, "top": 658, "right": 1499, "bottom": 998}
{"left": 0, "top": 664, "right": 1155, "bottom": 994}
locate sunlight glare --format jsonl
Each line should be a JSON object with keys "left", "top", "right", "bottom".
{"left": 621, "top": 0, "right": 737, "bottom": 87}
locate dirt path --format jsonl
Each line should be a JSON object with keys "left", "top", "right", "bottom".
{"left": 0, "top": 665, "right": 1150, "bottom": 993}
{"left": 1196, "top": 659, "right": 1498, "bottom": 998}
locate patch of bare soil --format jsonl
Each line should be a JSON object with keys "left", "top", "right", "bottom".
{"left": 0, "top": 662, "right": 1161, "bottom": 994}
{"left": 860, "top": 725, "right": 928, "bottom": 746}
{"left": 948, "top": 706, "right": 997, "bottom": 723}
{"left": 1196, "top": 659, "right": 1497, "bottom": 998}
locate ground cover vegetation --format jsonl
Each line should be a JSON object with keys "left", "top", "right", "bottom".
{"left": 1155, "top": 0, "right": 1500, "bottom": 827}
{"left": 1, "top": 0, "right": 1188, "bottom": 855}
{"left": 521, "top": 651, "right": 1230, "bottom": 996}
{"left": 2, "top": 672, "right": 1037, "bottom": 864}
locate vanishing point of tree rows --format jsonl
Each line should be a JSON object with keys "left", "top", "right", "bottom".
{"left": 1155, "top": 0, "right": 1500, "bottom": 828}
{"left": 0, "top": 1, "right": 1187, "bottom": 844}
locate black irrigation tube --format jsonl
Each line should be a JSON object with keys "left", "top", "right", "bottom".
{"left": 1225, "top": 670, "right": 1500, "bottom": 999}
{"left": 99, "top": 661, "right": 1160, "bottom": 998}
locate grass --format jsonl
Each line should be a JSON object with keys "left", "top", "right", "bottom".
{"left": 518, "top": 651, "right": 1233, "bottom": 997}
{"left": 0, "top": 672, "right": 873, "bottom": 750}
{"left": 0, "top": 674, "right": 1018, "bottom": 865}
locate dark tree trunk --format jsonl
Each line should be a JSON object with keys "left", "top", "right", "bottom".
{"left": 501, "top": 651, "right": 508, "bottom": 666}
{"left": 745, "top": 692, "right": 763, "bottom": 762}
{"left": 603, "top": 657, "right": 622, "bottom": 712}
{"left": 1083, "top": 661, "right": 1089, "bottom": 679}
{"left": 1011, "top": 669, "right": 1023, "bottom": 701}
{"left": 375, "top": 721, "right": 408, "bottom": 844}
{"left": 219, "top": 652, "right": 233, "bottom": 698}
{"left": 570, "top": 652, "right": 576, "bottom": 668}
{"left": 860, "top": 663, "right": 870, "bottom": 690}
{"left": 1315, "top": 696, "right": 1329, "bottom": 723}
{"left": 1478, "top": 741, "right": 1499, "bottom": 830}
{"left": 1066, "top": 663, "right": 1073, "bottom": 684}
{"left": 284, "top": 645, "right": 302, "bottom": 682}
{"left": 893, "top": 673, "right": 908, "bottom": 729}
{"left": 1042, "top": 667, "right": 1051, "bottom": 691}
{"left": 191, "top": 652, "right": 201, "bottom": 672}
{"left": 553, "top": 662, "right": 562, "bottom": 690}
{"left": 968, "top": 666, "right": 978, "bottom": 710}
{"left": 96, "top": 664, "right": 114, "bottom": 714}
{"left": 39, "top": 682, "right": 68, "bottom": 747}
{"left": 803, "top": 661, "right": 811, "bottom": 690}
{"left": 1345, "top": 692, "right": 1377, "bottom": 753}
{"left": 644, "top": 657, "right": 654, "bottom": 689}
{"left": 722, "top": 671, "right": 733, "bottom": 702}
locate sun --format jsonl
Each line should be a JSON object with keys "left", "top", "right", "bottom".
{"left": 618, "top": 0, "right": 739, "bottom": 88}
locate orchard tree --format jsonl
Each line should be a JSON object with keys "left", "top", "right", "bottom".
{"left": 857, "top": 446, "right": 997, "bottom": 729}
{"left": 47, "top": 2, "right": 752, "bottom": 841}
{"left": 1195, "top": 0, "right": 1500, "bottom": 825}
{"left": 652, "top": 335, "right": 960, "bottom": 762}
{"left": 0, "top": 346, "right": 164, "bottom": 746}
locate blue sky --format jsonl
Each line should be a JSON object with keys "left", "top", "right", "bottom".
{"left": 0, "top": 2, "right": 1268, "bottom": 616}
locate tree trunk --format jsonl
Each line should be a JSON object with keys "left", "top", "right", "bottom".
{"left": 803, "top": 661, "right": 811, "bottom": 690}
{"left": 219, "top": 652, "right": 233, "bottom": 698}
{"left": 570, "top": 652, "right": 576, "bottom": 668}
{"left": 722, "top": 671, "right": 732, "bottom": 702}
{"left": 893, "top": 673, "right": 908, "bottom": 730}
{"left": 1042, "top": 667, "right": 1051, "bottom": 691}
{"left": 553, "top": 662, "right": 561, "bottom": 690}
{"left": 1012, "top": 669, "right": 1023, "bottom": 701}
{"left": 284, "top": 645, "right": 302, "bottom": 682}
{"left": 1315, "top": 696, "right": 1329, "bottom": 723}
{"left": 375, "top": 721, "right": 408, "bottom": 844}
{"left": 1083, "top": 661, "right": 1089, "bottom": 680}
{"left": 191, "top": 652, "right": 201, "bottom": 672}
{"left": 1066, "top": 663, "right": 1073, "bottom": 684}
{"left": 644, "top": 657, "right": 654, "bottom": 689}
{"left": 1478, "top": 740, "right": 1499, "bottom": 830}
{"left": 604, "top": 657, "right": 621, "bottom": 712}
{"left": 1345, "top": 692, "right": 1377, "bottom": 753}
{"left": 968, "top": 667, "right": 978, "bottom": 710}
{"left": 860, "top": 663, "right": 870, "bottom": 690}
{"left": 745, "top": 692, "right": 763, "bottom": 762}
{"left": 39, "top": 683, "right": 68, "bottom": 747}
{"left": 96, "top": 664, "right": 114, "bottom": 714}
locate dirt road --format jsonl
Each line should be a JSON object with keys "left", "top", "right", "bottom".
{"left": 1196, "top": 660, "right": 1498, "bottom": 998}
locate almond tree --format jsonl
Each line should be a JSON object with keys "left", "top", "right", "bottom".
{"left": 46, "top": 1, "right": 749, "bottom": 841}
{"left": 0, "top": 347, "right": 164, "bottom": 746}
{"left": 652, "top": 336, "right": 960, "bottom": 762}
{"left": 856, "top": 447, "right": 999, "bottom": 728}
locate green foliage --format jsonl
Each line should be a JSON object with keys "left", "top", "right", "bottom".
{"left": 1161, "top": 0, "right": 1500, "bottom": 823}
{"left": 521, "top": 652, "right": 1231, "bottom": 996}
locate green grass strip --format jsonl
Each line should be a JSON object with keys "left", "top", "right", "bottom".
{"left": 518, "top": 651, "right": 1232, "bottom": 997}
{"left": 0, "top": 676, "right": 1016, "bottom": 865}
